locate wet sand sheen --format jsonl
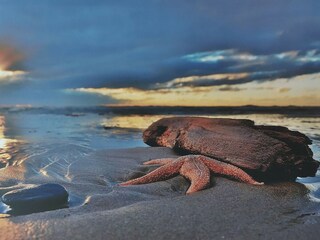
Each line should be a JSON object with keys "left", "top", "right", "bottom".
{"left": 0, "top": 147, "right": 320, "bottom": 240}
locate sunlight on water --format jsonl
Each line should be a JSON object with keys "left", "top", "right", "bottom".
{"left": 101, "top": 115, "right": 165, "bottom": 130}
{"left": 0, "top": 115, "right": 21, "bottom": 168}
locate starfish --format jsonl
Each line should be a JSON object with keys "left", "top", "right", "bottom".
{"left": 120, "top": 155, "right": 263, "bottom": 194}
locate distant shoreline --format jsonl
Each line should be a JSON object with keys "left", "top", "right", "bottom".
{"left": 1, "top": 105, "right": 320, "bottom": 117}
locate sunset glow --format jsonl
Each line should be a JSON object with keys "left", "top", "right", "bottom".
{"left": 0, "top": 44, "right": 26, "bottom": 85}
{"left": 0, "top": 69, "right": 26, "bottom": 83}
{"left": 71, "top": 73, "right": 320, "bottom": 107}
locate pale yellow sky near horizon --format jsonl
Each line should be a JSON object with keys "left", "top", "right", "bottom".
{"left": 72, "top": 72, "right": 320, "bottom": 107}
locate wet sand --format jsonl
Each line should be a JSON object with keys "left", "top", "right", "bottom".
{"left": 0, "top": 147, "right": 320, "bottom": 240}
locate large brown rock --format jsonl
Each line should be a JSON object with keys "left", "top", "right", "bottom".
{"left": 143, "top": 117, "right": 319, "bottom": 182}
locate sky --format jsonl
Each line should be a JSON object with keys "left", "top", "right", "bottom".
{"left": 0, "top": 0, "right": 319, "bottom": 107}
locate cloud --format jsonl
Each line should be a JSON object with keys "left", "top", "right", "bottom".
{"left": 69, "top": 86, "right": 213, "bottom": 106}
{"left": 0, "top": 70, "right": 27, "bottom": 85}
{"left": 151, "top": 48, "right": 320, "bottom": 89}
{"left": 159, "top": 73, "right": 250, "bottom": 88}
{"left": 0, "top": 44, "right": 28, "bottom": 85}
{"left": 218, "top": 86, "right": 244, "bottom": 92}
{"left": 0, "top": 44, "right": 24, "bottom": 70}
{"left": 185, "top": 48, "right": 319, "bottom": 71}
{"left": 69, "top": 72, "right": 320, "bottom": 106}
{"left": 86, "top": 47, "right": 320, "bottom": 91}
{"left": 278, "top": 88, "right": 291, "bottom": 93}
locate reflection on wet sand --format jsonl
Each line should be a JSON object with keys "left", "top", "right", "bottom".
{"left": 0, "top": 116, "right": 20, "bottom": 168}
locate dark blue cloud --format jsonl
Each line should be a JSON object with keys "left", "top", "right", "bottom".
{"left": 154, "top": 49, "right": 320, "bottom": 88}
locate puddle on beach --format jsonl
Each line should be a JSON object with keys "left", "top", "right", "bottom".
{"left": 0, "top": 111, "right": 319, "bottom": 215}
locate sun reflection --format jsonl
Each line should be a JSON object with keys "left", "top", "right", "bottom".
{"left": 0, "top": 115, "right": 18, "bottom": 167}
{"left": 101, "top": 115, "right": 166, "bottom": 130}
{"left": 0, "top": 139, "right": 6, "bottom": 149}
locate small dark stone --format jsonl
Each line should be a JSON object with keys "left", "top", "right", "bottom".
{"left": 1, "top": 183, "right": 68, "bottom": 210}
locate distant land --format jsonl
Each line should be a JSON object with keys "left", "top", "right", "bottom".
{"left": 0, "top": 105, "right": 320, "bottom": 117}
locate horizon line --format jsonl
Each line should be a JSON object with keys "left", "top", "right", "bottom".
{"left": 0, "top": 104, "right": 320, "bottom": 109}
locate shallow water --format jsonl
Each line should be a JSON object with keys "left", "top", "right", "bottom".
{"left": 0, "top": 107, "right": 319, "bottom": 214}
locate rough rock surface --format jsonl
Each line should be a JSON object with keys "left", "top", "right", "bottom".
{"left": 143, "top": 117, "right": 319, "bottom": 182}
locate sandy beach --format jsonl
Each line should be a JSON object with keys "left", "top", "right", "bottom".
{"left": 0, "top": 147, "right": 319, "bottom": 240}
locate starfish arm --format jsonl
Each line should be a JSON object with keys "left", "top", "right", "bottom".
{"left": 120, "top": 159, "right": 184, "bottom": 186}
{"left": 199, "top": 156, "right": 263, "bottom": 185}
{"left": 179, "top": 157, "right": 210, "bottom": 194}
{"left": 143, "top": 158, "right": 176, "bottom": 165}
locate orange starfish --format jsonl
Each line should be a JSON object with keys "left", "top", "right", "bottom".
{"left": 120, "top": 155, "right": 263, "bottom": 194}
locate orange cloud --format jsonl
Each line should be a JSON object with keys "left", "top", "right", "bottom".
{"left": 0, "top": 44, "right": 27, "bottom": 84}
{"left": 0, "top": 44, "right": 24, "bottom": 70}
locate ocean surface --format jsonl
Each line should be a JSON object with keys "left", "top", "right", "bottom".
{"left": 0, "top": 106, "right": 319, "bottom": 209}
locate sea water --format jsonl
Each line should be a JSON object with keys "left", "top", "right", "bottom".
{"left": 0, "top": 107, "right": 319, "bottom": 204}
